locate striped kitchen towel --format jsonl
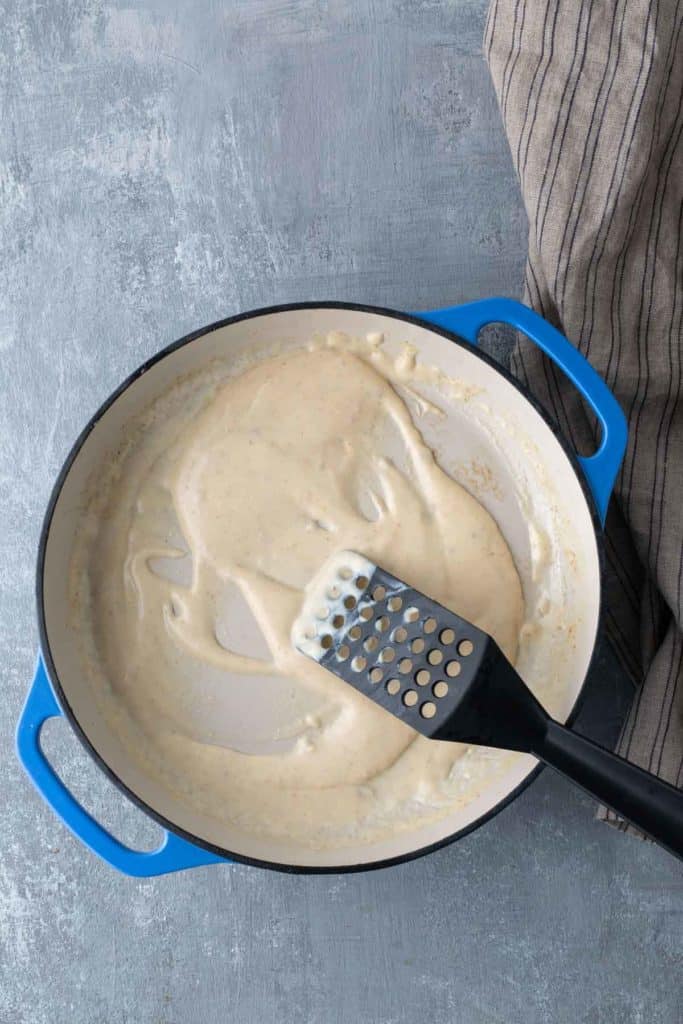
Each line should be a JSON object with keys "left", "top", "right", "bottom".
{"left": 485, "top": 0, "right": 683, "bottom": 832}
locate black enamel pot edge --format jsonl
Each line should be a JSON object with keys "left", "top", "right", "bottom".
{"left": 36, "top": 300, "right": 606, "bottom": 875}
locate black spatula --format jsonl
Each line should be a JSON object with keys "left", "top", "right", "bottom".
{"left": 292, "top": 551, "right": 683, "bottom": 861}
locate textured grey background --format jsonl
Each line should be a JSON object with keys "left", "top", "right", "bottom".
{"left": 1, "top": 2, "right": 681, "bottom": 1023}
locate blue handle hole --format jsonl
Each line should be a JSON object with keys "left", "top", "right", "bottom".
{"left": 475, "top": 322, "right": 517, "bottom": 367}
{"left": 502, "top": 327, "right": 601, "bottom": 460}
{"left": 40, "top": 717, "right": 163, "bottom": 853}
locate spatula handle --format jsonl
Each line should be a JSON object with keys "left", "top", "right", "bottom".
{"left": 536, "top": 722, "right": 683, "bottom": 859}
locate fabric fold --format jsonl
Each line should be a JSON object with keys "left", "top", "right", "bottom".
{"left": 485, "top": 0, "right": 683, "bottom": 831}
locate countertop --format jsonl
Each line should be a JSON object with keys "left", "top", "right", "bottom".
{"left": 1, "top": 2, "right": 681, "bottom": 1022}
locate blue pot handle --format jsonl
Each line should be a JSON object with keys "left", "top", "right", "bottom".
{"left": 16, "top": 656, "right": 227, "bottom": 876}
{"left": 412, "top": 298, "right": 627, "bottom": 524}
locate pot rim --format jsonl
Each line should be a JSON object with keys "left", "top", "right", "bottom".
{"left": 36, "top": 300, "right": 606, "bottom": 874}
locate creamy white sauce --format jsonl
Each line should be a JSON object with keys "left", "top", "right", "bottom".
{"left": 71, "top": 333, "right": 536, "bottom": 849}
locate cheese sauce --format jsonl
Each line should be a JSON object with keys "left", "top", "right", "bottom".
{"left": 71, "top": 333, "right": 528, "bottom": 849}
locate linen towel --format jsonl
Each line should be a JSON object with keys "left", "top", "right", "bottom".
{"left": 485, "top": 0, "right": 683, "bottom": 832}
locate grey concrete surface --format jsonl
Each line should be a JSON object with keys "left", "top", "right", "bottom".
{"left": 1, "top": 2, "right": 681, "bottom": 1023}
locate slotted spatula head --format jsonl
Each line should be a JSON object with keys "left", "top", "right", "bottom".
{"left": 291, "top": 551, "right": 547, "bottom": 752}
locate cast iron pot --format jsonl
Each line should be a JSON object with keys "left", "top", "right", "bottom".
{"left": 17, "top": 299, "right": 626, "bottom": 875}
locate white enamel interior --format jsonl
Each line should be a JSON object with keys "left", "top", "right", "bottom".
{"left": 41, "top": 307, "right": 601, "bottom": 868}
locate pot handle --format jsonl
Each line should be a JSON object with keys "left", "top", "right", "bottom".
{"left": 16, "top": 656, "right": 227, "bottom": 876}
{"left": 412, "top": 298, "right": 627, "bottom": 524}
